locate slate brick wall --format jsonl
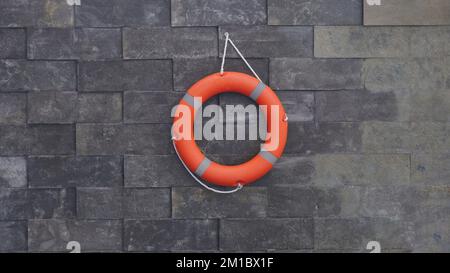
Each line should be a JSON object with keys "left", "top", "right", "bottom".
{"left": 0, "top": 0, "right": 449, "bottom": 253}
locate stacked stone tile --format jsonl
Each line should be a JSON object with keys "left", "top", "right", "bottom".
{"left": 0, "top": 0, "right": 449, "bottom": 252}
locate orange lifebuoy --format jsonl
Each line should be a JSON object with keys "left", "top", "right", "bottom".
{"left": 172, "top": 72, "right": 288, "bottom": 187}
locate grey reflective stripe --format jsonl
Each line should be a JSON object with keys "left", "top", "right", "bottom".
{"left": 259, "top": 150, "right": 278, "bottom": 165}
{"left": 182, "top": 93, "right": 200, "bottom": 108}
{"left": 194, "top": 157, "right": 212, "bottom": 177}
{"left": 249, "top": 82, "right": 266, "bottom": 101}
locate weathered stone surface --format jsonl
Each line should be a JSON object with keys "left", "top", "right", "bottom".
{"left": 124, "top": 219, "right": 218, "bottom": 251}
{"left": 312, "top": 154, "right": 410, "bottom": 187}
{"left": 219, "top": 26, "right": 312, "bottom": 58}
{"left": 124, "top": 92, "right": 179, "bottom": 123}
{"left": 316, "top": 26, "right": 450, "bottom": 58}
{"left": 123, "top": 27, "right": 217, "bottom": 59}
{"left": 28, "top": 28, "right": 121, "bottom": 60}
{"left": 0, "top": 188, "right": 75, "bottom": 220}
{"left": 364, "top": 58, "right": 450, "bottom": 93}
{"left": 412, "top": 154, "right": 450, "bottom": 186}
{"left": 277, "top": 92, "right": 314, "bottom": 122}
{"left": 78, "top": 60, "right": 172, "bottom": 91}
{"left": 0, "top": 0, "right": 74, "bottom": 27}
{"left": 267, "top": 187, "right": 316, "bottom": 217}
{"left": 315, "top": 186, "right": 363, "bottom": 218}
{"left": 0, "top": 93, "right": 26, "bottom": 124}
{"left": 28, "top": 220, "right": 122, "bottom": 252}
{"left": 0, "top": 157, "right": 26, "bottom": 188}
{"left": 28, "top": 125, "right": 75, "bottom": 155}
{"left": 0, "top": 125, "right": 74, "bottom": 155}
{"left": 124, "top": 155, "right": 194, "bottom": 187}
{"left": 0, "top": 221, "right": 27, "bottom": 252}
{"left": 285, "top": 122, "right": 362, "bottom": 154}
{"left": 0, "top": 29, "right": 25, "bottom": 58}
{"left": 76, "top": 124, "right": 172, "bottom": 155}
{"left": 173, "top": 58, "right": 269, "bottom": 91}
{"left": 0, "top": 60, "right": 76, "bottom": 91}
{"left": 315, "top": 218, "right": 414, "bottom": 251}
{"left": 28, "top": 156, "right": 122, "bottom": 188}
{"left": 268, "top": 0, "right": 362, "bottom": 25}
{"left": 28, "top": 92, "right": 78, "bottom": 124}
{"left": 362, "top": 122, "right": 450, "bottom": 153}
{"left": 220, "top": 219, "right": 314, "bottom": 251}
{"left": 77, "top": 188, "right": 171, "bottom": 219}
{"left": 0, "top": 188, "right": 28, "bottom": 219}
{"left": 257, "top": 156, "right": 315, "bottom": 186}
{"left": 361, "top": 122, "right": 409, "bottom": 153}
{"left": 364, "top": 0, "right": 450, "bottom": 26}
{"left": 270, "top": 59, "right": 363, "bottom": 90}
{"left": 75, "top": 0, "right": 170, "bottom": 27}
{"left": 172, "top": 187, "right": 267, "bottom": 218}
{"left": 77, "top": 93, "right": 122, "bottom": 123}
{"left": 28, "top": 188, "right": 76, "bottom": 219}
{"left": 172, "top": 0, "right": 266, "bottom": 26}
{"left": 316, "top": 90, "right": 398, "bottom": 122}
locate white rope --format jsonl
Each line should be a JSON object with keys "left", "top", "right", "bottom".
{"left": 220, "top": 32, "right": 262, "bottom": 82}
{"left": 172, "top": 139, "right": 243, "bottom": 194}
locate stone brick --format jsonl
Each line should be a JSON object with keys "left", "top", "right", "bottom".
{"left": 0, "top": 188, "right": 75, "bottom": 220}
{"left": 412, "top": 154, "right": 450, "bottom": 186}
{"left": 124, "top": 155, "right": 194, "bottom": 187}
{"left": 28, "top": 220, "right": 122, "bottom": 252}
{"left": 316, "top": 90, "right": 398, "bottom": 122}
{"left": 315, "top": 218, "right": 414, "bottom": 251}
{"left": 76, "top": 124, "right": 172, "bottom": 155}
{"left": 0, "top": 93, "right": 26, "bottom": 124}
{"left": 28, "top": 28, "right": 121, "bottom": 60}
{"left": 77, "top": 188, "right": 171, "bottom": 219}
{"left": 0, "top": 221, "right": 27, "bottom": 252}
{"left": 77, "top": 93, "right": 122, "bottom": 123}
{"left": 124, "top": 92, "right": 179, "bottom": 123}
{"left": 78, "top": 60, "right": 172, "bottom": 91}
{"left": 270, "top": 59, "right": 363, "bottom": 90}
{"left": 123, "top": 27, "right": 217, "bottom": 59}
{"left": 0, "top": 188, "right": 28, "bottom": 220}
{"left": 28, "top": 92, "right": 78, "bottom": 124}
{"left": 28, "top": 125, "right": 75, "bottom": 155}
{"left": 28, "top": 156, "right": 122, "bottom": 188}
{"left": 173, "top": 58, "right": 269, "bottom": 91}
{"left": 0, "top": 126, "right": 28, "bottom": 155}
{"left": 0, "top": 157, "right": 26, "bottom": 188}
{"left": 172, "top": 187, "right": 267, "bottom": 218}
{"left": 267, "top": 187, "right": 316, "bottom": 217}
{"left": 0, "top": 60, "right": 76, "bottom": 91}
{"left": 285, "top": 122, "right": 361, "bottom": 154}
{"left": 27, "top": 188, "right": 76, "bottom": 219}
{"left": 268, "top": 0, "right": 362, "bottom": 25}
{"left": 364, "top": 0, "right": 450, "bottom": 26}
{"left": 75, "top": 0, "right": 170, "bottom": 27}
{"left": 257, "top": 156, "right": 315, "bottom": 186}
{"left": 0, "top": 125, "right": 74, "bottom": 155}
{"left": 219, "top": 26, "right": 312, "bottom": 58}
{"left": 362, "top": 122, "right": 450, "bottom": 153}
{"left": 124, "top": 219, "right": 218, "bottom": 251}
{"left": 312, "top": 154, "right": 410, "bottom": 187}
{"left": 0, "top": 0, "right": 73, "bottom": 27}
{"left": 0, "top": 28, "right": 25, "bottom": 58}
{"left": 172, "top": 0, "right": 266, "bottom": 26}
{"left": 315, "top": 26, "right": 450, "bottom": 58}
{"left": 277, "top": 92, "right": 314, "bottom": 122}
{"left": 220, "top": 219, "right": 314, "bottom": 251}
{"left": 361, "top": 122, "right": 410, "bottom": 153}
{"left": 315, "top": 186, "right": 363, "bottom": 218}
{"left": 364, "top": 58, "right": 450, "bottom": 93}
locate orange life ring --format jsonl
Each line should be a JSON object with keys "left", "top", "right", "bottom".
{"left": 172, "top": 72, "right": 288, "bottom": 187}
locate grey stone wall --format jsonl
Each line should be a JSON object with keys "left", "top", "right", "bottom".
{"left": 0, "top": 0, "right": 449, "bottom": 253}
